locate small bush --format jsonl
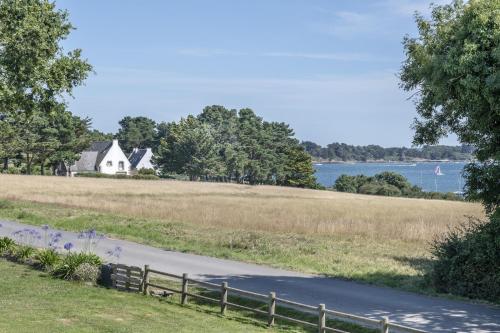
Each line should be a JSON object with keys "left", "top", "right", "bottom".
{"left": 72, "top": 262, "right": 101, "bottom": 283}
{"left": 13, "top": 245, "right": 36, "bottom": 263}
{"left": 138, "top": 168, "right": 156, "bottom": 175}
{"left": 53, "top": 252, "right": 102, "bottom": 280}
{"left": 36, "top": 248, "right": 61, "bottom": 271}
{"left": 5, "top": 166, "right": 21, "bottom": 174}
{"left": 75, "top": 172, "right": 159, "bottom": 180}
{"left": 430, "top": 215, "right": 500, "bottom": 302}
{"left": 131, "top": 174, "right": 159, "bottom": 180}
{"left": 0, "top": 237, "right": 15, "bottom": 255}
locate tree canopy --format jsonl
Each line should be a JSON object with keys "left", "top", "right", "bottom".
{"left": 400, "top": 0, "right": 499, "bottom": 213}
{"left": 116, "top": 116, "right": 157, "bottom": 154}
{"left": 0, "top": 0, "right": 92, "bottom": 174}
{"left": 154, "top": 105, "right": 319, "bottom": 188}
{"left": 400, "top": 0, "right": 500, "bottom": 302}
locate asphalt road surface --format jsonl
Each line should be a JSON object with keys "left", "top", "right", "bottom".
{"left": 1, "top": 220, "right": 499, "bottom": 333}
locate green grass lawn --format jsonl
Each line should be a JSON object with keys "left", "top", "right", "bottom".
{"left": 0, "top": 259, "right": 374, "bottom": 333}
{"left": 0, "top": 199, "right": 432, "bottom": 294}
{"left": 0, "top": 258, "right": 298, "bottom": 333}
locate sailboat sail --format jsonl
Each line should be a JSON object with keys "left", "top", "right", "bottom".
{"left": 434, "top": 165, "right": 444, "bottom": 176}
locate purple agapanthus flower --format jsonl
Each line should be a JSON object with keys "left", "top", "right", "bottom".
{"left": 41, "top": 224, "right": 49, "bottom": 230}
{"left": 64, "top": 242, "right": 74, "bottom": 251}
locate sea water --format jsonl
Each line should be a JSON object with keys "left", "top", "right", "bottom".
{"left": 314, "top": 161, "right": 467, "bottom": 193}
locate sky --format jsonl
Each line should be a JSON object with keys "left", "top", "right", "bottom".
{"left": 58, "top": 0, "right": 457, "bottom": 147}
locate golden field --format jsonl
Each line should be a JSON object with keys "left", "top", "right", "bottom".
{"left": 0, "top": 174, "right": 484, "bottom": 242}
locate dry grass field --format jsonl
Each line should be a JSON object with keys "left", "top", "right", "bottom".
{"left": 0, "top": 174, "right": 484, "bottom": 242}
{"left": 0, "top": 174, "right": 486, "bottom": 294}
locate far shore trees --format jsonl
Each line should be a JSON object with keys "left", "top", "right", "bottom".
{"left": 0, "top": 0, "right": 92, "bottom": 174}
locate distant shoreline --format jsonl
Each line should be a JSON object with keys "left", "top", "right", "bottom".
{"left": 312, "top": 159, "right": 472, "bottom": 164}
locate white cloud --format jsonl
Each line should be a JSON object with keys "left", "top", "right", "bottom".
{"left": 175, "top": 48, "right": 388, "bottom": 62}
{"left": 69, "top": 66, "right": 425, "bottom": 146}
{"left": 176, "top": 48, "right": 247, "bottom": 57}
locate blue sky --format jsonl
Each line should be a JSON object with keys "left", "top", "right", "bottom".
{"left": 58, "top": 0, "right": 456, "bottom": 147}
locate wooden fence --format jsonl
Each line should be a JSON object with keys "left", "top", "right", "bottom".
{"left": 114, "top": 264, "right": 428, "bottom": 333}
{"left": 110, "top": 264, "right": 143, "bottom": 292}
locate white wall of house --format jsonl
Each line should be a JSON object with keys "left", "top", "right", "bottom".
{"left": 135, "top": 148, "right": 154, "bottom": 170}
{"left": 98, "top": 140, "right": 131, "bottom": 175}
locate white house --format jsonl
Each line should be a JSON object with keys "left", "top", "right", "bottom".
{"left": 128, "top": 147, "right": 154, "bottom": 173}
{"left": 71, "top": 139, "right": 131, "bottom": 175}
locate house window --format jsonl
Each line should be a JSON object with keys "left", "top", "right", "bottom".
{"left": 118, "top": 161, "right": 124, "bottom": 171}
{"left": 106, "top": 161, "right": 112, "bottom": 167}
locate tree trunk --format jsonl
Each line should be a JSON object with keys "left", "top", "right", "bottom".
{"left": 40, "top": 162, "right": 45, "bottom": 175}
{"left": 2, "top": 158, "right": 7, "bottom": 171}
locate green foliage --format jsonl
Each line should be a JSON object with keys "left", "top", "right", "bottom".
{"left": 0, "top": 236, "right": 15, "bottom": 254}
{"left": 431, "top": 216, "right": 500, "bottom": 302}
{"left": 359, "top": 183, "right": 402, "bottom": 197}
{"left": 155, "top": 106, "right": 319, "bottom": 188}
{"left": 401, "top": 0, "right": 500, "bottom": 301}
{"left": 138, "top": 168, "right": 156, "bottom": 175}
{"left": 116, "top": 116, "right": 157, "bottom": 153}
{"left": 75, "top": 172, "right": 159, "bottom": 180}
{"left": 302, "top": 141, "right": 473, "bottom": 162}
{"left": 334, "top": 171, "right": 461, "bottom": 200}
{"left": 13, "top": 245, "right": 35, "bottom": 263}
{"left": 0, "top": 0, "right": 92, "bottom": 175}
{"left": 334, "top": 175, "right": 369, "bottom": 193}
{"left": 52, "top": 252, "right": 102, "bottom": 280}
{"left": 36, "top": 248, "right": 61, "bottom": 271}
{"left": 400, "top": 0, "right": 499, "bottom": 213}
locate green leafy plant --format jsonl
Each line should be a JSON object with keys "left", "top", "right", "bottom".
{"left": 430, "top": 216, "right": 500, "bottom": 302}
{"left": 52, "top": 252, "right": 102, "bottom": 280}
{"left": 36, "top": 248, "right": 61, "bottom": 271}
{"left": 14, "top": 245, "right": 35, "bottom": 263}
{"left": 0, "top": 236, "right": 15, "bottom": 255}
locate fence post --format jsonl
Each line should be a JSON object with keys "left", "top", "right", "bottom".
{"left": 318, "top": 304, "right": 326, "bottom": 333}
{"left": 126, "top": 266, "right": 131, "bottom": 290}
{"left": 268, "top": 292, "right": 276, "bottom": 326}
{"left": 181, "top": 273, "right": 189, "bottom": 305}
{"left": 221, "top": 282, "right": 228, "bottom": 315}
{"left": 142, "top": 265, "right": 149, "bottom": 296}
{"left": 111, "top": 264, "right": 117, "bottom": 288}
{"left": 380, "top": 316, "right": 389, "bottom": 333}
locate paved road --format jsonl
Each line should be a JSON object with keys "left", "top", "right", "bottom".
{"left": 1, "top": 220, "right": 499, "bottom": 333}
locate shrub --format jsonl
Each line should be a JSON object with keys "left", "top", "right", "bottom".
{"left": 374, "top": 171, "right": 412, "bottom": 192}
{"left": 138, "top": 168, "right": 156, "bottom": 175}
{"left": 131, "top": 174, "right": 159, "bottom": 180}
{"left": 72, "top": 262, "right": 101, "bottom": 282}
{"left": 0, "top": 237, "right": 15, "bottom": 255}
{"left": 75, "top": 172, "right": 159, "bottom": 180}
{"left": 334, "top": 174, "right": 370, "bottom": 193}
{"left": 5, "top": 166, "right": 21, "bottom": 174}
{"left": 52, "top": 252, "right": 102, "bottom": 280}
{"left": 13, "top": 245, "right": 35, "bottom": 263}
{"left": 36, "top": 248, "right": 61, "bottom": 271}
{"left": 375, "top": 184, "right": 402, "bottom": 196}
{"left": 430, "top": 215, "right": 500, "bottom": 302}
{"left": 358, "top": 182, "right": 380, "bottom": 195}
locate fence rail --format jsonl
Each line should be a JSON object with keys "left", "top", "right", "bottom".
{"left": 114, "top": 264, "right": 428, "bottom": 333}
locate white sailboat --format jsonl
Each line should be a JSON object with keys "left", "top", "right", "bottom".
{"left": 434, "top": 165, "right": 444, "bottom": 192}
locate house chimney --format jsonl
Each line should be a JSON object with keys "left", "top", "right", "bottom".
{"left": 113, "top": 139, "right": 119, "bottom": 146}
